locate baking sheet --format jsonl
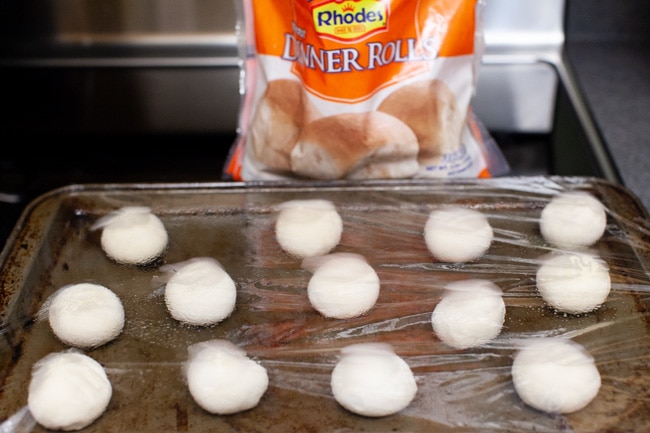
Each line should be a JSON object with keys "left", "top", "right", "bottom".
{"left": 0, "top": 176, "right": 649, "bottom": 432}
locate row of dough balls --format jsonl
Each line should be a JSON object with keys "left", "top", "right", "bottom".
{"left": 519, "top": 192, "right": 606, "bottom": 413}
{"left": 87, "top": 191, "right": 608, "bottom": 266}
{"left": 27, "top": 335, "right": 598, "bottom": 432}
{"left": 185, "top": 339, "right": 418, "bottom": 418}
{"left": 42, "top": 257, "right": 239, "bottom": 351}
{"left": 27, "top": 338, "right": 417, "bottom": 431}
{"left": 25, "top": 339, "right": 268, "bottom": 431}
{"left": 424, "top": 190, "right": 608, "bottom": 261}
{"left": 30, "top": 206, "right": 144, "bottom": 432}
{"left": 29, "top": 281, "right": 125, "bottom": 430}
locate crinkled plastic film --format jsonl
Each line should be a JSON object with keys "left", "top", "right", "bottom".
{"left": 0, "top": 177, "right": 649, "bottom": 432}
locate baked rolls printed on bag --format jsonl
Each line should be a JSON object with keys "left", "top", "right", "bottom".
{"left": 250, "top": 79, "right": 321, "bottom": 172}
{"left": 225, "top": 0, "right": 505, "bottom": 181}
{"left": 378, "top": 78, "right": 465, "bottom": 165}
{"left": 290, "top": 111, "right": 419, "bottom": 180}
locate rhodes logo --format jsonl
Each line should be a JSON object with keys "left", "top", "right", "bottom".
{"left": 312, "top": 0, "right": 389, "bottom": 42}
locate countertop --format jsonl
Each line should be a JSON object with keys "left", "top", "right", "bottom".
{"left": 564, "top": 0, "right": 650, "bottom": 212}
{"left": 566, "top": 41, "right": 650, "bottom": 213}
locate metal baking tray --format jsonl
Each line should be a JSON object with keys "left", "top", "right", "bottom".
{"left": 0, "top": 177, "right": 649, "bottom": 432}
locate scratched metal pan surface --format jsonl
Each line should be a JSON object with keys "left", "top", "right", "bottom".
{"left": 0, "top": 177, "right": 649, "bottom": 433}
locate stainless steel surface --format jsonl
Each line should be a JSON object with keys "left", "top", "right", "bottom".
{"left": 473, "top": 0, "right": 620, "bottom": 183}
{"left": 474, "top": 62, "right": 559, "bottom": 133}
{"left": 0, "top": 0, "right": 563, "bottom": 134}
{"left": 0, "top": 0, "right": 567, "bottom": 132}
{"left": 0, "top": 0, "right": 239, "bottom": 62}
{"left": 0, "top": 0, "right": 241, "bottom": 134}
{"left": 474, "top": 0, "right": 565, "bottom": 133}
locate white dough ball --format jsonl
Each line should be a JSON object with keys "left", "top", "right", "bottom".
{"left": 48, "top": 283, "right": 125, "bottom": 348}
{"left": 431, "top": 279, "right": 505, "bottom": 349}
{"left": 185, "top": 339, "right": 268, "bottom": 415}
{"left": 28, "top": 351, "right": 112, "bottom": 431}
{"left": 331, "top": 343, "right": 417, "bottom": 417}
{"left": 536, "top": 252, "right": 611, "bottom": 314}
{"left": 511, "top": 337, "right": 601, "bottom": 414}
{"left": 424, "top": 207, "right": 493, "bottom": 262}
{"left": 540, "top": 191, "right": 606, "bottom": 248}
{"left": 304, "top": 252, "right": 380, "bottom": 319}
{"left": 275, "top": 199, "right": 343, "bottom": 258}
{"left": 93, "top": 206, "right": 168, "bottom": 265}
{"left": 162, "top": 257, "right": 237, "bottom": 326}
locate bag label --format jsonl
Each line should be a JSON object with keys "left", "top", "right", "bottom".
{"left": 312, "top": 0, "right": 390, "bottom": 42}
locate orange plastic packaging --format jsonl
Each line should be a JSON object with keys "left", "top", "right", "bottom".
{"left": 225, "top": 0, "right": 508, "bottom": 181}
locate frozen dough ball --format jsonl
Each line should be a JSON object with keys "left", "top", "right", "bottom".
{"left": 304, "top": 252, "right": 380, "bottom": 319}
{"left": 185, "top": 339, "right": 268, "bottom": 415}
{"left": 93, "top": 206, "right": 168, "bottom": 265}
{"left": 536, "top": 252, "right": 611, "bottom": 314}
{"left": 331, "top": 343, "right": 417, "bottom": 417}
{"left": 511, "top": 337, "right": 601, "bottom": 414}
{"left": 28, "top": 351, "right": 112, "bottom": 431}
{"left": 275, "top": 199, "right": 343, "bottom": 258}
{"left": 431, "top": 279, "right": 505, "bottom": 349}
{"left": 540, "top": 191, "right": 606, "bottom": 248}
{"left": 424, "top": 207, "right": 493, "bottom": 262}
{"left": 162, "top": 257, "right": 237, "bottom": 326}
{"left": 48, "top": 283, "right": 125, "bottom": 348}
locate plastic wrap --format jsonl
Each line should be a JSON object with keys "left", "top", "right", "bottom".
{"left": 0, "top": 177, "right": 649, "bottom": 432}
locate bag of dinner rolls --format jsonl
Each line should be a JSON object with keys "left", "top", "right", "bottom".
{"left": 224, "top": 0, "right": 509, "bottom": 181}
